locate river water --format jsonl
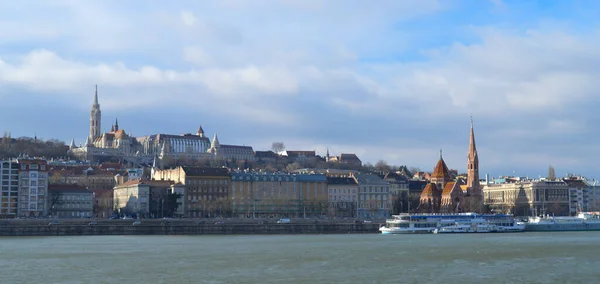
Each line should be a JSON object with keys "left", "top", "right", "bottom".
{"left": 1, "top": 232, "right": 599, "bottom": 284}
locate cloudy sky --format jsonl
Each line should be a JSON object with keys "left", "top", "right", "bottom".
{"left": 1, "top": 0, "right": 599, "bottom": 179}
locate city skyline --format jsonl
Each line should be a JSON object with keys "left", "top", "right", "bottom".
{"left": 1, "top": 1, "right": 600, "bottom": 178}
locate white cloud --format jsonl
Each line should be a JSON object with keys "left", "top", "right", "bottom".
{"left": 2, "top": 1, "right": 600, "bottom": 176}
{"left": 180, "top": 11, "right": 197, "bottom": 26}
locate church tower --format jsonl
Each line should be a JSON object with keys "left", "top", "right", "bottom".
{"left": 89, "top": 85, "right": 101, "bottom": 143}
{"left": 467, "top": 117, "right": 482, "bottom": 197}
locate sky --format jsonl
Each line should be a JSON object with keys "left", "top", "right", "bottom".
{"left": 1, "top": 0, "right": 600, "bottom": 179}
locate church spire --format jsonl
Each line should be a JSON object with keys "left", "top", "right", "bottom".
{"left": 69, "top": 138, "right": 76, "bottom": 150}
{"left": 467, "top": 116, "right": 482, "bottom": 200}
{"left": 94, "top": 85, "right": 99, "bottom": 105}
{"left": 90, "top": 85, "right": 102, "bottom": 142}
{"left": 114, "top": 118, "right": 119, "bottom": 131}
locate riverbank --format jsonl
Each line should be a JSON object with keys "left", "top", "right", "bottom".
{"left": 0, "top": 219, "right": 383, "bottom": 236}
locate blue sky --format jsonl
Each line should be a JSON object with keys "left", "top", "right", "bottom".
{"left": 1, "top": 0, "right": 600, "bottom": 179}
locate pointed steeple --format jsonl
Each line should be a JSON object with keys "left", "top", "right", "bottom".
{"left": 114, "top": 118, "right": 119, "bottom": 131}
{"left": 196, "top": 125, "right": 205, "bottom": 137}
{"left": 69, "top": 138, "right": 76, "bottom": 150}
{"left": 468, "top": 117, "right": 477, "bottom": 159}
{"left": 211, "top": 133, "right": 220, "bottom": 148}
{"left": 85, "top": 136, "right": 91, "bottom": 147}
{"left": 467, "top": 116, "right": 482, "bottom": 200}
{"left": 94, "top": 85, "right": 98, "bottom": 105}
{"left": 90, "top": 84, "right": 101, "bottom": 142}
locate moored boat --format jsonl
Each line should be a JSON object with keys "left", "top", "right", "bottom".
{"left": 433, "top": 218, "right": 526, "bottom": 234}
{"left": 525, "top": 212, "right": 600, "bottom": 231}
{"left": 379, "top": 212, "right": 523, "bottom": 234}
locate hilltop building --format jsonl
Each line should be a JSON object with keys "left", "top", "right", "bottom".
{"left": 69, "top": 86, "right": 255, "bottom": 164}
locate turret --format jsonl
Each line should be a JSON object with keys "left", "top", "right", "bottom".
{"left": 196, "top": 125, "right": 205, "bottom": 137}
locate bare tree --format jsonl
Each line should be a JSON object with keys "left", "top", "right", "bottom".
{"left": 48, "top": 191, "right": 63, "bottom": 217}
{"left": 408, "top": 167, "right": 422, "bottom": 175}
{"left": 271, "top": 142, "right": 285, "bottom": 155}
{"left": 375, "top": 160, "right": 391, "bottom": 174}
{"left": 548, "top": 165, "right": 556, "bottom": 181}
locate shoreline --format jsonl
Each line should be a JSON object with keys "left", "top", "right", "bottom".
{"left": 0, "top": 219, "right": 383, "bottom": 236}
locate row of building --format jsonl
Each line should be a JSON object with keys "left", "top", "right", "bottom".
{"left": 0, "top": 158, "right": 95, "bottom": 218}
{"left": 67, "top": 86, "right": 362, "bottom": 168}
{"left": 482, "top": 176, "right": 600, "bottom": 216}
{"left": 0, "top": 157, "right": 407, "bottom": 219}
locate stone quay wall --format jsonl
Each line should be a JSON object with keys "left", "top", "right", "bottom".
{"left": 0, "top": 219, "right": 384, "bottom": 236}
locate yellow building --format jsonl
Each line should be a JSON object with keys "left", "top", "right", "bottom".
{"left": 230, "top": 172, "right": 328, "bottom": 218}
{"left": 152, "top": 166, "right": 230, "bottom": 217}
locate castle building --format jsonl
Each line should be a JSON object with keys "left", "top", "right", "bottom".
{"left": 70, "top": 86, "right": 139, "bottom": 162}
{"left": 136, "top": 127, "right": 213, "bottom": 164}
{"left": 419, "top": 119, "right": 483, "bottom": 213}
{"left": 70, "top": 86, "right": 255, "bottom": 164}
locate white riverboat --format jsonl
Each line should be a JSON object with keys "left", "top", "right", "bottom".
{"left": 433, "top": 218, "right": 526, "bottom": 234}
{"left": 379, "top": 213, "right": 524, "bottom": 234}
{"left": 525, "top": 212, "right": 600, "bottom": 231}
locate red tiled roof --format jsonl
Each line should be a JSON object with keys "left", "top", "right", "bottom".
{"left": 431, "top": 158, "right": 451, "bottom": 179}
{"left": 441, "top": 181, "right": 456, "bottom": 196}
{"left": 420, "top": 183, "right": 440, "bottom": 197}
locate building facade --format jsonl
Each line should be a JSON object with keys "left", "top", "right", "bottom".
{"left": 0, "top": 160, "right": 19, "bottom": 217}
{"left": 230, "top": 172, "right": 328, "bottom": 218}
{"left": 17, "top": 159, "right": 49, "bottom": 217}
{"left": 152, "top": 167, "right": 230, "bottom": 218}
{"left": 326, "top": 177, "right": 358, "bottom": 218}
{"left": 353, "top": 173, "right": 391, "bottom": 219}
{"left": 484, "top": 179, "right": 570, "bottom": 216}
{"left": 47, "top": 184, "right": 94, "bottom": 218}
{"left": 113, "top": 179, "right": 183, "bottom": 218}
{"left": 383, "top": 172, "right": 409, "bottom": 214}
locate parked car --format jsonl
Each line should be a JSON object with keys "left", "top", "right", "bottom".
{"left": 214, "top": 221, "right": 225, "bottom": 225}
{"left": 123, "top": 216, "right": 134, "bottom": 220}
{"left": 277, "top": 218, "right": 291, "bottom": 224}
{"left": 133, "top": 221, "right": 142, "bottom": 225}
{"left": 48, "top": 221, "right": 60, "bottom": 226}
{"left": 88, "top": 221, "right": 98, "bottom": 226}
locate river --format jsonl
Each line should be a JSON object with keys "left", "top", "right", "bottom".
{"left": 1, "top": 232, "right": 599, "bottom": 283}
